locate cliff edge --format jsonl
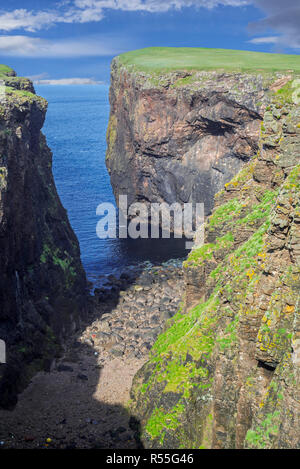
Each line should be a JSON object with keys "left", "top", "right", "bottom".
{"left": 0, "top": 67, "right": 88, "bottom": 408}
{"left": 130, "top": 71, "right": 300, "bottom": 448}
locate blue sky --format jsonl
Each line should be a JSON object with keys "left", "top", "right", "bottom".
{"left": 0, "top": 1, "right": 299, "bottom": 83}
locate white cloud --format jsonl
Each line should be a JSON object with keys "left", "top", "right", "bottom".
{"left": 249, "top": 1, "right": 300, "bottom": 50}
{"left": 34, "top": 77, "right": 103, "bottom": 85}
{"left": 0, "top": 1, "right": 250, "bottom": 32}
{"left": 0, "top": 9, "right": 63, "bottom": 32}
{"left": 0, "top": 35, "right": 124, "bottom": 57}
{"left": 248, "top": 36, "right": 279, "bottom": 44}
{"left": 73, "top": 0, "right": 250, "bottom": 12}
{"left": 0, "top": 1, "right": 299, "bottom": 52}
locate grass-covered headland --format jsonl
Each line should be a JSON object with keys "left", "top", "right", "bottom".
{"left": 119, "top": 47, "right": 300, "bottom": 73}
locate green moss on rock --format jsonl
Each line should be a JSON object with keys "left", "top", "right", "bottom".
{"left": 130, "top": 85, "right": 300, "bottom": 449}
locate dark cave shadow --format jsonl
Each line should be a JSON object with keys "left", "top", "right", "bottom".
{"left": 78, "top": 266, "right": 145, "bottom": 449}
{"left": 49, "top": 339, "right": 144, "bottom": 449}
{"left": 0, "top": 269, "right": 146, "bottom": 450}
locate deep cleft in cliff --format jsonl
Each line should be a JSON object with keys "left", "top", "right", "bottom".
{"left": 128, "top": 58, "right": 300, "bottom": 448}
{"left": 0, "top": 67, "right": 88, "bottom": 408}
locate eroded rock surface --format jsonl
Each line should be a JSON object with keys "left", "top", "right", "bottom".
{"left": 0, "top": 69, "right": 88, "bottom": 408}
{"left": 130, "top": 80, "right": 300, "bottom": 449}
{"left": 106, "top": 60, "right": 286, "bottom": 218}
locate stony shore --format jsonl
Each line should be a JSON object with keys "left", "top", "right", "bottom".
{"left": 0, "top": 260, "right": 184, "bottom": 449}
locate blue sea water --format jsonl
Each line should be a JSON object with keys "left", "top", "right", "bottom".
{"left": 37, "top": 85, "right": 188, "bottom": 284}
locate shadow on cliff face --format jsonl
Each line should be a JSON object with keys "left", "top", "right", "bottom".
{"left": 0, "top": 272, "right": 145, "bottom": 449}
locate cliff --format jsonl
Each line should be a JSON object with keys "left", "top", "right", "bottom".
{"left": 0, "top": 67, "right": 88, "bottom": 408}
{"left": 106, "top": 48, "right": 296, "bottom": 218}
{"left": 129, "top": 75, "right": 300, "bottom": 447}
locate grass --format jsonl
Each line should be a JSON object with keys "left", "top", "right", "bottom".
{"left": 118, "top": 47, "right": 300, "bottom": 73}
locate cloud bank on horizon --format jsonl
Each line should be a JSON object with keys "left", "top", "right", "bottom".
{"left": 34, "top": 77, "right": 103, "bottom": 85}
{"left": 0, "top": 0, "right": 298, "bottom": 59}
{"left": 0, "top": 34, "right": 126, "bottom": 57}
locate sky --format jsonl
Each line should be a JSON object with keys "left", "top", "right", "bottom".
{"left": 0, "top": 0, "right": 299, "bottom": 83}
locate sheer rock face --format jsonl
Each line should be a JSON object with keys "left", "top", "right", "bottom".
{"left": 106, "top": 60, "right": 277, "bottom": 217}
{"left": 130, "top": 80, "right": 300, "bottom": 449}
{"left": 0, "top": 70, "right": 88, "bottom": 408}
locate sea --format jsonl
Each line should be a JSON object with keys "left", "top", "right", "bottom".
{"left": 36, "top": 85, "right": 188, "bottom": 286}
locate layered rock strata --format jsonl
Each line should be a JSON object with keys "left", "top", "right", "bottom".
{"left": 106, "top": 59, "right": 289, "bottom": 220}
{"left": 0, "top": 68, "right": 87, "bottom": 408}
{"left": 130, "top": 79, "right": 300, "bottom": 449}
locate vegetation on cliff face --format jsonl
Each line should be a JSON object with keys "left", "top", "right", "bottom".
{"left": 0, "top": 68, "right": 88, "bottom": 408}
{"left": 0, "top": 65, "right": 16, "bottom": 78}
{"left": 130, "top": 81, "right": 300, "bottom": 449}
{"left": 119, "top": 47, "right": 300, "bottom": 74}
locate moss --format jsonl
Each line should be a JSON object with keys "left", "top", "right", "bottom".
{"left": 183, "top": 242, "right": 215, "bottom": 266}
{"left": 283, "top": 165, "right": 300, "bottom": 190}
{"left": 151, "top": 294, "right": 219, "bottom": 361}
{"left": 138, "top": 193, "right": 274, "bottom": 441}
{"left": 132, "top": 81, "right": 300, "bottom": 449}
{"left": 40, "top": 243, "right": 77, "bottom": 288}
{"left": 138, "top": 161, "right": 276, "bottom": 442}
{"left": 160, "top": 361, "right": 210, "bottom": 395}
{"left": 209, "top": 264, "right": 222, "bottom": 280}
{"left": 245, "top": 379, "right": 286, "bottom": 448}
{"left": 4, "top": 85, "right": 47, "bottom": 108}
{"left": 184, "top": 232, "right": 234, "bottom": 268}
{"left": 208, "top": 198, "right": 243, "bottom": 228}
{"left": 237, "top": 189, "right": 278, "bottom": 226}
{"left": 0, "top": 64, "right": 15, "bottom": 78}
{"left": 5, "top": 87, "right": 34, "bottom": 98}
{"left": 138, "top": 293, "right": 219, "bottom": 442}
{"left": 256, "top": 263, "right": 298, "bottom": 360}
{"left": 145, "top": 403, "right": 185, "bottom": 441}
{"left": 216, "top": 316, "right": 239, "bottom": 351}
{"left": 232, "top": 222, "right": 269, "bottom": 271}
{"left": 172, "top": 75, "right": 195, "bottom": 88}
